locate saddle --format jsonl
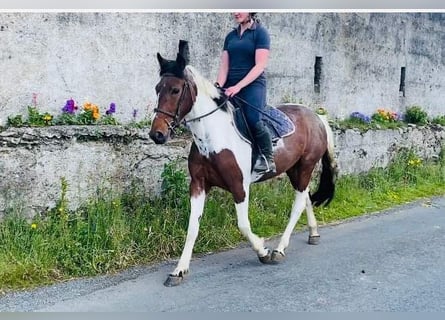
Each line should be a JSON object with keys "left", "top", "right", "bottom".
{"left": 232, "top": 103, "right": 295, "bottom": 145}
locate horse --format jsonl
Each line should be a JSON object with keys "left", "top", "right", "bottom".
{"left": 149, "top": 49, "right": 337, "bottom": 287}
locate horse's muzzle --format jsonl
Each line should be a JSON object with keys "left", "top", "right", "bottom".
{"left": 149, "top": 130, "right": 168, "bottom": 144}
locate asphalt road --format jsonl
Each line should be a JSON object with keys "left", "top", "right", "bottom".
{"left": 1, "top": 196, "right": 444, "bottom": 312}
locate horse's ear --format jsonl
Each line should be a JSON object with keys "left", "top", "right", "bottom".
{"left": 157, "top": 52, "right": 167, "bottom": 67}
{"left": 178, "top": 40, "right": 190, "bottom": 65}
{"left": 176, "top": 53, "right": 186, "bottom": 71}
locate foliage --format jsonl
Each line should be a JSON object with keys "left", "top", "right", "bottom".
{"left": 128, "top": 117, "right": 152, "bottom": 128}
{"left": 27, "top": 106, "right": 52, "bottom": 126}
{"left": 404, "top": 105, "right": 428, "bottom": 125}
{"left": 432, "top": 115, "right": 445, "bottom": 126}
{"left": 7, "top": 115, "right": 24, "bottom": 127}
{"left": 7, "top": 98, "right": 120, "bottom": 127}
{"left": 160, "top": 160, "right": 189, "bottom": 209}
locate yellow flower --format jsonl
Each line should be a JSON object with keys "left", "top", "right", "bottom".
{"left": 43, "top": 114, "right": 53, "bottom": 122}
{"left": 31, "top": 223, "right": 37, "bottom": 229}
{"left": 93, "top": 106, "right": 100, "bottom": 118}
{"left": 83, "top": 102, "right": 93, "bottom": 111}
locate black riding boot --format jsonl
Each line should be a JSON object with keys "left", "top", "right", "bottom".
{"left": 253, "top": 121, "right": 276, "bottom": 174}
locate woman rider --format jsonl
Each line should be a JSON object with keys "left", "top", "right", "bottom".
{"left": 215, "top": 12, "right": 276, "bottom": 175}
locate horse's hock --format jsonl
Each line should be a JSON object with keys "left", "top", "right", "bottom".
{"left": 0, "top": 124, "right": 444, "bottom": 218}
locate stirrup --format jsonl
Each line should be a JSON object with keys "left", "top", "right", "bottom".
{"left": 254, "top": 155, "right": 276, "bottom": 174}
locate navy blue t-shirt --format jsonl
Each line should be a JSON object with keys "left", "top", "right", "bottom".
{"left": 223, "top": 22, "right": 270, "bottom": 85}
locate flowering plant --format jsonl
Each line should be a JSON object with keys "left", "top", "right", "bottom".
{"left": 55, "top": 99, "right": 119, "bottom": 125}
{"left": 77, "top": 101, "right": 100, "bottom": 124}
{"left": 101, "top": 102, "right": 119, "bottom": 125}
{"left": 56, "top": 99, "right": 79, "bottom": 125}
{"left": 372, "top": 108, "right": 401, "bottom": 123}
{"left": 315, "top": 106, "right": 328, "bottom": 115}
{"left": 350, "top": 112, "right": 371, "bottom": 124}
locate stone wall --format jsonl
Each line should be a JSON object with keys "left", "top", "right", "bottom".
{"left": 0, "top": 12, "right": 444, "bottom": 125}
{"left": 0, "top": 126, "right": 189, "bottom": 217}
{"left": 1, "top": 125, "right": 443, "bottom": 218}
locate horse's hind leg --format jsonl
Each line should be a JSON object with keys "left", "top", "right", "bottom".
{"left": 305, "top": 192, "right": 320, "bottom": 245}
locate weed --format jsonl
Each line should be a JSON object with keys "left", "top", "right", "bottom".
{"left": 404, "top": 105, "right": 428, "bottom": 125}
{"left": 432, "top": 115, "right": 445, "bottom": 126}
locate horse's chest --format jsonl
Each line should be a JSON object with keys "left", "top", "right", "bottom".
{"left": 191, "top": 124, "right": 232, "bottom": 157}
{"left": 193, "top": 133, "right": 212, "bottom": 157}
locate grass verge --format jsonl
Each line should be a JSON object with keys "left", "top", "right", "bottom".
{"left": 0, "top": 149, "right": 444, "bottom": 293}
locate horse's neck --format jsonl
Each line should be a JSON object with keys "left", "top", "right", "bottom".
{"left": 185, "top": 95, "right": 239, "bottom": 156}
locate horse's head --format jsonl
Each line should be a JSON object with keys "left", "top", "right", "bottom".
{"left": 149, "top": 52, "right": 196, "bottom": 144}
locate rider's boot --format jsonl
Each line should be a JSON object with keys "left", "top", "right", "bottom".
{"left": 253, "top": 121, "right": 276, "bottom": 175}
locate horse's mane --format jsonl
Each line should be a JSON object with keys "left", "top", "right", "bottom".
{"left": 185, "top": 66, "right": 221, "bottom": 100}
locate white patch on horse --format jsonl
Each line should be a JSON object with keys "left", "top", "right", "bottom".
{"left": 275, "top": 188, "right": 309, "bottom": 253}
{"left": 185, "top": 66, "right": 252, "bottom": 176}
{"left": 172, "top": 191, "right": 206, "bottom": 276}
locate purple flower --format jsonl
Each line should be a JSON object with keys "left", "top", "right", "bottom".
{"left": 394, "top": 112, "right": 404, "bottom": 121}
{"left": 132, "top": 109, "right": 138, "bottom": 119}
{"left": 106, "top": 102, "right": 116, "bottom": 115}
{"left": 350, "top": 112, "right": 371, "bottom": 124}
{"left": 62, "top": 99, "right": 77, "bottom": 114}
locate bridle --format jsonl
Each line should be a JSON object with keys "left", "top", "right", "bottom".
{"left": 153, "top": 74, "right": 190, "bottom": 133}
{"left": 153, "top": 74, "right": 229, "bottom": 134}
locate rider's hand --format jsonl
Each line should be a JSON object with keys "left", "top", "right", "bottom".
{"left": 224, "top": 85, "right": 241, "bottom": 97}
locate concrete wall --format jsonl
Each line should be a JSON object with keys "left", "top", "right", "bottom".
{"left": 1, "top": 125, "right": 444, "bottom": 218}
{"left": 1, "top": 12, "right": 444, "bottom": 125}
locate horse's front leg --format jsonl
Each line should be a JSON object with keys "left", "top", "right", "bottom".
{"left": 271, "top": 188, "right": 309, "bottom": 263}
{"left": 164, "top": 190, "right": 206, "bottom": 287}
{"left": 235, "top": 184, "right": 272, "bottom": 263}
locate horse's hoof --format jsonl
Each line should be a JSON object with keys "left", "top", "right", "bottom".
{"left": 164, "top": 274, "right": 184, "bottom": 287}
{"left": 258, "top": 248, "right": 273, "bottom": 264}
{"left": 308, "top": 235, "right": 320, "bottom": 245}
{"left": 271, "top": 250, "right": 286, "bottom": 263}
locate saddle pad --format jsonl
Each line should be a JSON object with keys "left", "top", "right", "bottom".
{"left": 233, "top": 105, "right": 295, "bottom": 144}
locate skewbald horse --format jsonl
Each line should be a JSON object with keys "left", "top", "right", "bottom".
{"left": 149, "top": 49, "right": 337, "bottom": 287}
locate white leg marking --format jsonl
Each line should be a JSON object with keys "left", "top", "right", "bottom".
{"left": 171, "top": 192, "right": 206, "bottom": 276}
{"left": 235, "top": 185, "right": 268, "bottom": 257}
{"left": 305, "top": 192, "right": 319, "bottom": 237}
{"left": 276, "top": 189, "right": 308, "bottom": 253}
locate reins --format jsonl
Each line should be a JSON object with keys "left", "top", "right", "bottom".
{"left": 184, "top": 96, "right": 229, "bottom": 125}
{"left": 229, "top": 95, "right": 282, "bottom": 125}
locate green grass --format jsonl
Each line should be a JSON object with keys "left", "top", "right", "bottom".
{"left": 0, "top": 150, "right": 444, "bottom": 293}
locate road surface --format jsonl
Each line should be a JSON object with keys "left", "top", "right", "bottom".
{"left": 1, "top": 196, "right": 444, "bottom": 311}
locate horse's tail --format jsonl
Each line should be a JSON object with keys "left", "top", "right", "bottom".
{"left": 310, "top": 114, "right": 338, "bottom": 207}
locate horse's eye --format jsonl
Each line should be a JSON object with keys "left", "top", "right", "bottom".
{"left": 172, "top": 88, "right": 180, "bottom": 95}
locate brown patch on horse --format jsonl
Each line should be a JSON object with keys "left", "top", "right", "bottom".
{"left": 255, "top": 105, "right": 328, "bottom": 192}
{"left": 188, "top": 143, "right": 246, "bottom": 203}
{"left": 149, "top": 74, "right": 197, "bottom": 144}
